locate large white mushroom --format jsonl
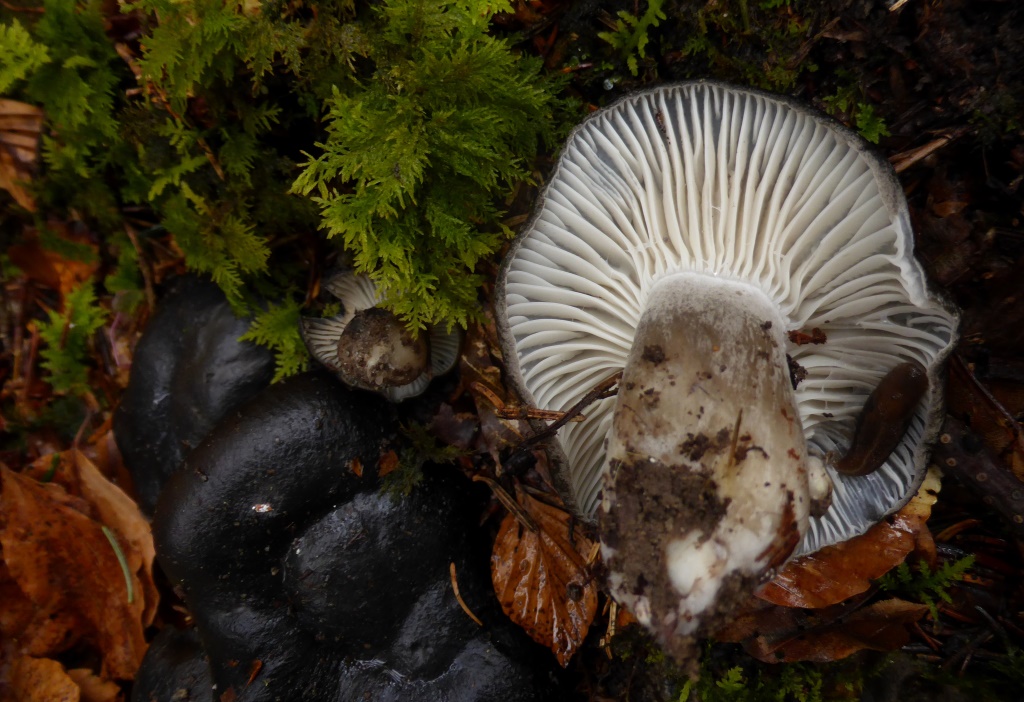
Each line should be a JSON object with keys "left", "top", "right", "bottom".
{"left": 494, "top": 81, "right": 958, "bottom": 658}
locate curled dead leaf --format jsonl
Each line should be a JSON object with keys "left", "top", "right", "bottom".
{"left": 6, "top": 656, "right": 82, "bottom": 702}
{"left": 22, "top": 448, "right": 159, "bottom": 627}
{"left": 719, "top": 596, "right": 929, "bottom": 663}
{"left": 947, "top": 355, "right": 1024, "bottom": 479}
{"left": 67, "top": 668, "right": 122, "bottom": 702}
{"left": 0, "top": 99, "right": 43, "bottom": 211}
{"left": 377, "top": 449, "right": 399, "bottom": 478}
{"left": 0, "top": 467, "right": 147, "bottom": 679}
{"left": 491, "top": 488, "right": 598, "bottom": 666}
{"left": 757, "top": 468, "right": 941, "bottom": 609}
{"left": 6, "top": 223, "right": 99, "bottom": 301}
{"left": 460, "top": 322, "right": 530, "bottom": 466}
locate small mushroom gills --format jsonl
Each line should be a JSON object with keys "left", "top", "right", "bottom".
{"left": 494, "top": 82, "right": 958, "bottom": 659}
{"left": 301, "top": 271, "right": 461, "bottom": 401}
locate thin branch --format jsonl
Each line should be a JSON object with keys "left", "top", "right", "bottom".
{"left": 450, "top": 562, "right": 483, "bottom": 626}
{"left": 514, "top": 370, "right": 623, "bottom": 455}
{"left": 124, "top": 223, "right": 157, "bottom": 310}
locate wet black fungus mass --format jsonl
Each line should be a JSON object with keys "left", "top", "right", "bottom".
{"left": 113, "top": 276, "right": 275, "bottom": 513}
{"left": 137, "top": 372, "right": 559, "bottom": 702}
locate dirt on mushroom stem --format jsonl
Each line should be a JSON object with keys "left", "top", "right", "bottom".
{"left": 599, "top": 272, "right": 830, "bottom": 666}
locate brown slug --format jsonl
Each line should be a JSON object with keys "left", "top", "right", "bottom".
{"left": 834, "top": 360, "right": 929, "bottom": 477}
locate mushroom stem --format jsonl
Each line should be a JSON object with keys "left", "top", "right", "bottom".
{"left": 599, "top": 272, "right": 828, "bottom": 658}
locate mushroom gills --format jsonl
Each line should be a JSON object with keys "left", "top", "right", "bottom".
{"left": 599, "top": 272, "right": 831, "bottom": 661}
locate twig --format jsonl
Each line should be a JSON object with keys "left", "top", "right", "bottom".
{"left": 125, "top": 223, "right": 157, "bottom": 310}
{"left": 114, "top": 42, "right": 226, "bottom": 181}
{"left": 890, "top": 129, "right": 967, "bottom": 173}
{"left": 726, "top": 409, "right": 743, "bottom": 471}
{"left": 514, "top": 370, "right": 622, "bottom": 455}
{"left": 449, "top": 562, "right": 483, "bottom": 627}
{"left": 472, "top": 475, "right": 537, "bottom": 532}
{"left": 0, "top": 0, "right": 44, "bottom": 12}
{"left": 495, "top": 405, "right": 586, "bottom": 422}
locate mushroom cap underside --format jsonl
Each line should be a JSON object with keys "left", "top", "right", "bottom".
{"left": 495, "top": 80, "right": 958, "bottom": 556}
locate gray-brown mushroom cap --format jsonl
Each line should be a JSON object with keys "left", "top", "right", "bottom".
{"left": 494, "top": 81, "right": 959, "bottom": 558}
{"left": 301, "top": 272, "right": 461, "bottom": 402}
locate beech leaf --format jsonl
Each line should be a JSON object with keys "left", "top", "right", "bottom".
{"left": 758, "top": 468, "right": 941, "bottom": 609}
{"left": 7, "top": 656, "right": 82, "bottom": 702}
{"left": 491, "top": 488, "right": 598, "bottom": 666}
{"left": 0, "top": 98, "right": 43, "bottom": 211}
{"left": 0, "top": 467, "right": 147, "bottom": 679}
{"left": 728, "top": 597, "right": 930, "bottom": 663}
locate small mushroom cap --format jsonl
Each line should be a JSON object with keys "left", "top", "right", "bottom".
{"left": 496, "top": 81, "right": 959, "bottom": 555}
{"left": 300, "top": 271, "right": 462, "bottom": 402}
{"left": 335, "top": 307, "right": 430, "bottom": 390}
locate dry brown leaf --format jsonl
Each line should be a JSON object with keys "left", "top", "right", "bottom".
{"left": 6, "top": 656, "right": 81, "bottom": 702}
{"left": 21, "top": 448, "right": 159, "bottom": 627}
{"left": 0, "top": 467, "right": 147, "bottom": 679}
{"left": 491, "top": 488, "right": 598, "bottom": 666}
{"left": 0, "top": 561, "right": 79, "bottom": 657}
{"left": 0, "top": 99, "right": 43, "bottom": 211}
{"left": 67, "top": 668, "right": 123, "bottom": 702}
{"left": 727, "top": 597, "right": 929, "bottom": 663}
{"left": 6, "top": 223, "right": 99, "bottom": 300}
{"left": 757, "top": 468, "right": 941, "bottom": 609}
{"left": 72, "top": 450, "right": 159, "bottom": 627}
{"left": 377, "top": 449, "right": 399, "bottom": 478}
{"left": 948, "top": 354, "right": 1024, "bottom": 479}
{"left": 460, "top": 322, "right": 530, "bottom": 466}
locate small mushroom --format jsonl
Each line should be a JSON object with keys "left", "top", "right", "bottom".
{"left": 301, "top": 272, "right": 461, "bottom": 402}
{"left": 495, "top": 82, "right": 958, "bottom": 658}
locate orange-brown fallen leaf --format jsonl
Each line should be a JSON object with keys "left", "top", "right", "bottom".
{"left": 0, "top": 467, "right": 148, "bottom": 679}
{"left": 718, "top": 594, "right": 929, "bottom": 663}
{"left": 5, "top": 656, "right": 82, "bottom": 702}
{"left": 757, "top": 468, "right": 941, "bottom": 609}
{"left": 6, "top": 223, "right": 99, "bottom": 301}
{"left": 0, "top": 99, "right": 43, "bottom": 211}
{"left": 1, "top": 656, "right": 122, "bottom": 702}
{"left": 460, "top": 322, "right": 531, "bottom": 467}
{"left": 377, "top": 449, "right": 399, "bottom": 478}
{"left": 67, "top": 668, "right": 122, "bottom": 702}
{"left": 21, "top": 448, "right": 159, "bottom": 628}
{"left": 947, "top": 354, "right": 1024, "bottom": 479}
{"left": 491, "top": 488, "right": 598, "bottom": 666}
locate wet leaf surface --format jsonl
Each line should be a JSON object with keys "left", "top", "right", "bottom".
{"left": 0, "top": 99, "right": 43, "bottom": 211}
{"left": 6, "top": 655, "right": 82, "bottom": 702}
{"left": 491, "top": 487, "right": 598, "bottom": 666}
{"left": 759, "top": 469, "right": 942, "bottom": 609}
{"left": 460, "top": 321, "right": 531, "bottom": 468}
{"left": 947, "top": 355, "right": 1024, "bottom": 480}
{"left": 0, "top": 466, "right": 149, "bottom": 679}
{"left": 721, "top": 597, "right": 930, "bottom": 664}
